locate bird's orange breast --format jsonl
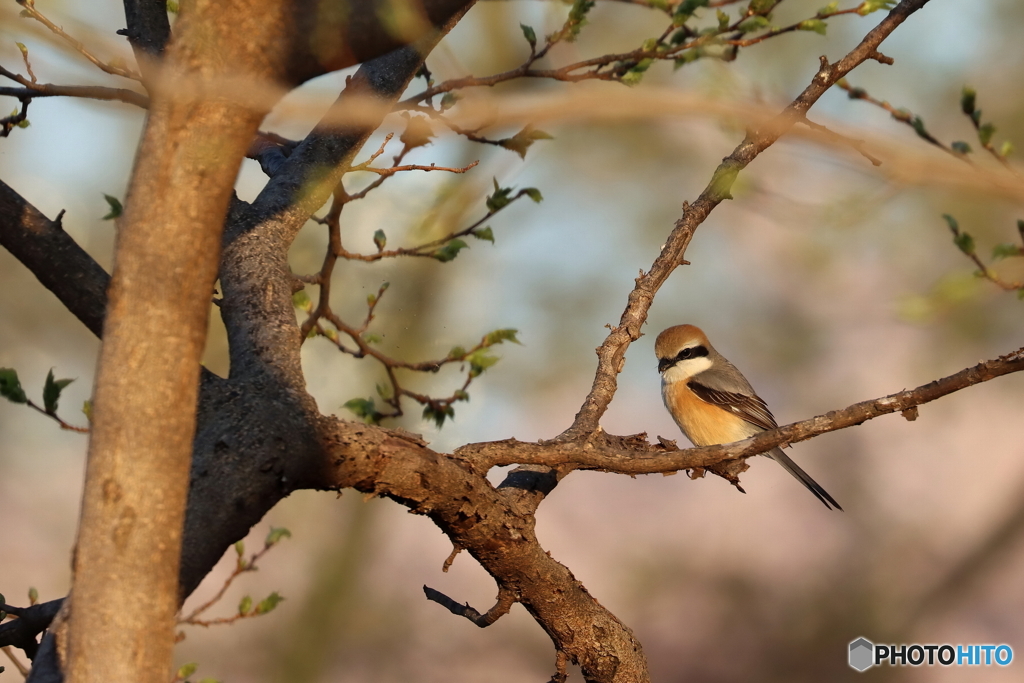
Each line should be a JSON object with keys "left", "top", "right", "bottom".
{"left": 662, "top": 381, "right": 757, "bottom": 446}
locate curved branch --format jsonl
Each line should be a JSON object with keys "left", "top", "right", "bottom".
{"left": 567, "top": 0, "right": 933, "bottom": 437}
{"left": 313, "top": 418, "right": 649, "bottom": 683}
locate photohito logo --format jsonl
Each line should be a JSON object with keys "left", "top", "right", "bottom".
{"left": 849, "top": 638, "right": 1013, "bottom": 671}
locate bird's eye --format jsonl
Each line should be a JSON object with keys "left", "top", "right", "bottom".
{"left": 678, "top": 348, "right": 691, "bottom": 360}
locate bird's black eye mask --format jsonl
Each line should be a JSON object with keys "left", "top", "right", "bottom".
{"left": 658, "top": 345, "right": 709, "bottom": 373}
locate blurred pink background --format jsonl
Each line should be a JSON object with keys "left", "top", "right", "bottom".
{"left": 2, "top": 1, "right": 1024, "bottom": 680}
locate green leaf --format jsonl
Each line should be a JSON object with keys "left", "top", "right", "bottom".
{"left": 447, "top": 345, "right": 466, "bottom": 359}
{"left": 362, "top": 332, "right": 383, "bottom": 344}
{"left": 708, "top": 161, "right": 741, "bottom": 201}
{"left": 292, "top": 290, "right": 312, "bottom": 312}
{"left": 486, "top": 179, "right": 514, "bottom": 212}
{"left": 265, "top": 527, "right": 291, "bottom": 546}
{"left": 621, "top": 59, "right": 654, "bottom": 87}
{"left": 673, "top": 49, "right": 704, "bottom": 69}
{"left": 565, "top": 0, "right": 596, "bottom": 41}
{"left": 375, "top": 382, "right": 393, "bottom": 400}
{"left": 523, "top": 187, "right": 543, "bottom": 203}
{"left": 960, "top": 86, "right": 976, "bottom": 115}
{"left": 439, "top": 92, "right": 459, "bottom": 111}
{"left": 373, "top": 229, "right": 386, "bottom": 252}
{"left": 255, "top": 592, "right": 285, "bottom": 614}
{"left": 715, "top": 10, "right": 729, "bottom": 29}
{"left": 797, "top": 19, "right": 827, "bottom": 35}
{"left": 238, "top": 596, "right": 253, "bottom": 615}
{"left": 422, "top": 403, "right": 455, "bottom": 428}
{"left": 992, "top": 244, "right": 1021, "bottom": 260}
{"left": 432, "top": 239, "right": 468, "bottom": 262}
{"left": 520, "top": 23, "right": 537, "bottom": 50}
{"left": 197, "top": 679, "right": 220, "bottom": 683}
{"left": 483, "top": 328, "right": 521, "bottom": 346}
{"left": 102, "top": 194, "right": 122, "bottom": 220}
{"left": 817, "top": 1, "right": 839, "bottom": 16}
{"left": 234, "top": 540, "right": 245, "bottom": 557}
{"left": 17, "top": 118, "right": 30, "bottom": 129}
{"left": 466, "top": 349, "right": 499, "bottom": 378}
{"left": 177, "top": 663, "right": 198, "bottom": 680}
{"left": 953, "top": 231, "right": 975, "bottom": 255}
{"left": 27, "top": 587, "right": 38, "bottom": 604}
{"left": 453, "top": 389, "right": 469, "bottom": 402}
{"left": 747, "top": 0, "right": 778, "bottom": 12}
{"left": 942, "top": 214, "right": 959, "bottom": 233}
{"left": 498, "top": 126, "right": 554, "bottom": 159}
{"left": 1000, "top": 140, "right": 1014, "bottom": 157}
{"left": 857, "top": 0, "right": 895, "bottom": 15}
{"left": 674, "top": 0, "right": 709, "bottom": 22}
{"left": 399, "top": 113, "right": 435, "bottom": 150}
{"left": 343, "top": 397, "right": 383, "bottom": 424}
{"left": 166, "top": 1, "right": 180, "bottom": 13}
{"left": 471, "top": 226, "right": 494, "bottom": 243}
{"left": 42, "top": 369, "right": 74, "bottom": 414}
{"left": 978, "top": 122, "right": 996, "bottom": 147}
{"left": 737, "top": 15, "right": 769, "bottom": 32}
{"left": 15, "top": 42, "right": 28, "bottom": 57}
{"left": 951, "top": 141, "right": 972, "bottom": 155}
{"left": 82, "top": 399, "right": 93, "bottom": 422}
{"left": 910, "top": 116, "right": 929, "bottom": 140}
{"left": 0, "top": 368, "right": 27, "bottom": 404}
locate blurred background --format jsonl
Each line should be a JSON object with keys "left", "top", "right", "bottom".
{"left": 2, "top": 0, "right": 1024, "bottom": 681}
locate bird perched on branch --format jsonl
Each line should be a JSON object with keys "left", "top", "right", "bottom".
{"left": 655, "top": 324, "right": 841, "bottom": 510}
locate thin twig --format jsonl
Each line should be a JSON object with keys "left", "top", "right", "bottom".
{"left": 25, "top": 399, "right": 89, "bottom": 433}
{"left": 799, "top": 115, "right": 881, "bottom": 166}
{"left": 837, "top": 78, "right": 961, "bottom": 158}
{"left": 356, "top": 160, "right": 479, "bottom": 177}
{"left": 178, "top": 541, "right": 277, "bottom": 624}
{"left": 0, "top": 65, "right": 149, "bottom": 107}
{"left": 422, "top": 586, "right": 517, "bottom": 627}
{"left": 2, "top": 646, "right": 30, "bottom": 677}
{"left": 16, "top": 0, "right": 142, "bottom": 81}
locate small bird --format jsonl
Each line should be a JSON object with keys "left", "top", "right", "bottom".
{"left": 655, "top": 324, "right": 841, "bottom": 510}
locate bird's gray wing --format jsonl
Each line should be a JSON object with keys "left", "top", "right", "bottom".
{"left": 687, "top": 380, "right": 779, "bottom": 432}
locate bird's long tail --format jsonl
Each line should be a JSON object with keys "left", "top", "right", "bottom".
{"left": 767, "top": 447, "right": 842, "bottom": 511}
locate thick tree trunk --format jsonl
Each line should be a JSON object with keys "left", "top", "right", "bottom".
{"left": 66, "top": 2, "right": 302, "bottom": 681}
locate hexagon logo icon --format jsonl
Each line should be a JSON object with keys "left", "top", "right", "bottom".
{"left": 849, "top": 637, "right": 874, "bottom": 672}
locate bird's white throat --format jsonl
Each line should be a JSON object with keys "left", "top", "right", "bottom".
{"left": 660, "top": 355, "right": 712, "bottom": 384}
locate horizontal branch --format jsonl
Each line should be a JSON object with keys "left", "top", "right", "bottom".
{"left": 458, "top": 346, "right": 1024, "bottom": 474}
{"left": 0, "top": 66, "right": 148, "bottom": 108}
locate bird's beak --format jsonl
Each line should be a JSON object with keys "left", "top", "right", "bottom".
{"left": 657, "top": 357, "right": 671, "bottom": 374}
